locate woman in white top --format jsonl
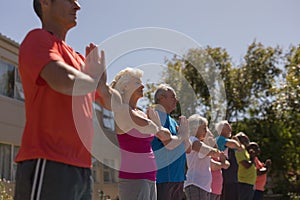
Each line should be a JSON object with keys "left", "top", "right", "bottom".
{"left": 184, "top": 114, "right": 226, "bottom": 200}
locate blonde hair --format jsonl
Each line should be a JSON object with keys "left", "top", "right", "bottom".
{"left": 188, "top": 114, "right": 208, "bottom": 136}
{"left": 154, "top": 84, "right": 176, "bottom": 104}
{"left": 215, "top": 120, "right": 229, "bottom": 135}
{"left": 110, "top": 67, "right": 143, "bottom": 94}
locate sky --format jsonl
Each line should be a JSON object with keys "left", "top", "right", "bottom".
{"left": 1, "top": 0, "right": 300, "bottom": 82}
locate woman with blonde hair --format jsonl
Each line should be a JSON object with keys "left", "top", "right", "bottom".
{"left": 110, "top": 67, "right": 173, "bottom": 200}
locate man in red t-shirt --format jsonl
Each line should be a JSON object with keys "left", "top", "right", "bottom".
{"left": 14, "top": 0, "right": 122, "bottom": 199}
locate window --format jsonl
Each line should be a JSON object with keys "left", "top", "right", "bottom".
{"left": 102, "top": 109, "right": 115, "bottom": 131}
{"left": 0, "top": 143, "right": 19, "bottom": 181}
{"left": 0, "top": 60, "right": 15, "bottom": 98}
{"left": 0, "top": 144, "right": 11, "bottom": 180}
{"left": 11, "top": 146, "right": 19, "bottom": 181}
{"left": 92, "top": 157, "right": 100, "bottom": 184}
{"left": 103, "top": 159, "right": 118, "bottom": 184}
{"left": 93, "top": 103, "right": 115, "bottom": 131}
{"left": 14, "top": 69, "right": 24, "bottom": 101}
{"left": 0, "top": 59, "right": 24, "bottom": 101}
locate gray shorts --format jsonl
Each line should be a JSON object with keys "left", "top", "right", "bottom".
{"left": 14, "top": 159, "right": 92, "bottom": 200}
{"left": 118, "top": 178, "right": 157, "bottom": 200}
{"left": 185, "top": 184, "right": 210, "bottom": 200}
{"left": 210, "top": 193, "right": 220, "bottom": 200}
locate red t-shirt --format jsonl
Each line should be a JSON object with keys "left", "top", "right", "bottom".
{"left": 254, "top": 157, "right": 267, "bottom": 191}
{"left": 15, "top": 29, "right": 94, "bottom": 168}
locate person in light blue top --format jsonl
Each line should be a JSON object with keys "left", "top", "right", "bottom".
{"left": 215, "top": 120, "right": 241, "bottom": 151}
{"left": 151, "top": 84, "right": 191, "bottom": 200}
{"left": 214, "top": 120, "right": 242, "bottom": 200}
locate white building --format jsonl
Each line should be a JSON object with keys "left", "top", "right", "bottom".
{"left": 0, "top": 33, "right": 23, "bottom": 184}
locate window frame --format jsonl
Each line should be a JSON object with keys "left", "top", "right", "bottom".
{"left": 0, "top": 143, "right": 19, "bottom": 181}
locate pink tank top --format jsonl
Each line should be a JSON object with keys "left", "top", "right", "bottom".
{"left": 117, "top": 129, "right": 157, "bottom": 181}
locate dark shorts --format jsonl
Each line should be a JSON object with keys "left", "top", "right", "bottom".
{"left": 221, "top": 182, "right": 239, "bottom": 200}
{"left": 253, "top": 190, "right": 264, "bottom": 200}
{"left": 14, "top": 159, "right": 92, "bottom": 200}
{"left": 238, "top": 182, "right": 254, "bottom": 200}
{"left": 157, "top": 182, "right": 184, "bottom": 200}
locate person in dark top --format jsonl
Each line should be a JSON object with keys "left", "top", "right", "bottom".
{"left": 221, "top": 147, "right": 239, "bottom": 200}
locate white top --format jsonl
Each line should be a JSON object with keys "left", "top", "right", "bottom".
{"left": 184, "top": 136, "right": 212, "bottom": 192}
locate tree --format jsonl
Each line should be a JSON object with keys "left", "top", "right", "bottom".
{"left": 164, "top": 48, "right": 228, "bottom": 124}
{"left": 271, "top": 45, "right": 300, "bottom": 193}
{"left": 162, "top": 41, "right": 299, "bottom": 196}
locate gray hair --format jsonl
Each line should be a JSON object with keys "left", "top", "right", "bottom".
{"left": 110, "top": 67, "right": 143, "bottom": 94}
{"left": 154, "top": 84, "right": 176, "bottom": 104}
{"left": 215, "top": 120, "right": 229, "bottom": 135}
{"left": 188, "top": 114, "right": 208, "bottom": 136}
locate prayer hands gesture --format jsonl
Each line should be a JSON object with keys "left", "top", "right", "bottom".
{"left": 148, "top": 108, "right": 172, "bottom": 142}
{"left": 84, "top": 44, "right": 107, "bottom": 85}
{"left": 147, "top": 107, "right": 161, "bottom": 127}
{"left": 177, "top": 116, "right": 189, "bottom": 140}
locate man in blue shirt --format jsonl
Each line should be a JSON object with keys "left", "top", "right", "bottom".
{"left": 152, "top": 84, "right": 191, "bottom": 200}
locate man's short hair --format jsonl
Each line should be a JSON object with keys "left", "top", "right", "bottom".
{"left": 34, "top": 0, "right": 54, "bottom": 20}
{"left": 154, "top": 84, "right": 175, "bottom": 104}
{"left": 33, "top": 0, "right": 42, "bottom": 20}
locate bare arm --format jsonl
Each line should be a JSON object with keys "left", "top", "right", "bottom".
{"left": 257, "top": 159, "right": 272, "bottom": 176}
{"left": 191, "top": 140, "right": 221, "bottom": 159}
{"left": 114, "top": 107, "right": 172, "bottom": 143}
{"left": 238, "top": 149, "right": 254, "bottom": 169}
{"left": 211, "top": 152, "right": 230, "bottom": 171}
{"left": 40, "top": 44, "right": 106, "bottom": 96}
{"left": 225, "top": 139, "right": 242, "bottom": 150}
{"left": 239, "top": 159, "right": 254, "bottom": 169}
{"left": 211, "top": 159, "right": 230, "bottom": 170}
{"left": 40, "top": 60, "right": 98, "bottom": 96}
{"left": 211, "top": 159, "right": 223, "bottom": 171}
{"left": 114, "top": 107, "right": 161, "bottom": 135}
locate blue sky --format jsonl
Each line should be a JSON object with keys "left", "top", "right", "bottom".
{"left": 1, "top": 0, "right": 299, "bottom": 82}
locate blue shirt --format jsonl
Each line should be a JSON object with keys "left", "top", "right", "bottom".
{"left": 151, "top": 110, "right": 186, "bottom": 183}
{"left": 215, "top": 135, "right": 229, "bottom": 151}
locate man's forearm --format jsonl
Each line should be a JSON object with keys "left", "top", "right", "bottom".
{"left": 163, "top": 134, "right": 187, "bottom": 150}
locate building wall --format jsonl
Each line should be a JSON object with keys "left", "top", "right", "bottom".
{"left": 93, "top": 106, "right": 120, "bottom": 200}
{"left": 0, "top": 33, "right": 119, "bottom": 200}
{"left": 0, "top": 34, "right": 23, "bottom": 145}
{"left": 0, "top": 33, "right": 24, "bottom": 198}
{"left": 0, "top": 96, "right": 24, "bottom": 145}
